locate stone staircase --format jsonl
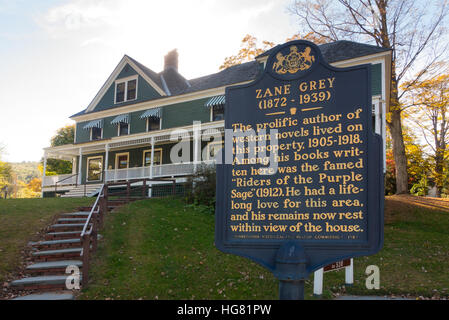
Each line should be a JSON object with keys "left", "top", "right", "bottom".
{"left": 7, "top": 210, "right": 91, "bottom": 300}
{"left": 60, "top": 184, "right": 103, "bottom": 198}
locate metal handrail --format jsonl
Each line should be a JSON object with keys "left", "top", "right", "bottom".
{"left": 81, "top": 184, "right": 105, "bottom": 237}
{"left": 55, "top": 173, "right": 78, "bottom": 193}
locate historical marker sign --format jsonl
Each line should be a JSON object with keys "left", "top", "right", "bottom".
{"left": 215, "top": 40, "right": 383, "bottom": 297}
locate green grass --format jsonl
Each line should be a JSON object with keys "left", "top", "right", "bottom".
{"left": 0, "top": 197, "right": 94, "bottom": 284}
{"left": 80, "top": 196, "right": 449, "bottom": 300}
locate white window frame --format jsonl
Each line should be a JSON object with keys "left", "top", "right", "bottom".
{"left": 210, "top": 105, "right": 224, "bottom": 122}
{"left": 146, "top": 117, "right": 162, "bottom": 132}
{"left": 90, "top": 127, "right": 103, "bottom": 141}
{"left": 114, "top": 75, "right": 138, "bottom": 104}
{"left": 115, "top": 152, "right": 130, "bottom": 170}
{"left": 117, "top": 122, "right": 130, "bottom": 136}
{"left": 86, "top": 156, "right": 104, "bottom": 182}
{"left": 143, "top": 148, "right": 163, "bottom": 166}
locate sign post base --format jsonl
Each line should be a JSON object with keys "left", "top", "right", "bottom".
{"left": 274, "top": 241, "right": 308, "bottom": 300}
{"left": 279, "top": 279, "right": 305, "bottom": 300}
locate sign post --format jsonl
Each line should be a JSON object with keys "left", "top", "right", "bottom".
{"left": 215, "top": 40, "right": 384, "bottom": 299}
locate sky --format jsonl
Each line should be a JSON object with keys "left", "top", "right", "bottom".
{"left": 0, "top": 0, "right": 299, "bottom": 162}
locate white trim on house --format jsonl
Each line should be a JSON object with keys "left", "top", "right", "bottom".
{"left": 115, "top": 152, "right": 130, "bottom": 170}
{"left": 72, "top": 84, "right": 238, "bottom": 122}
{"left": 90, "top": 127, "right": 103, "bottom": 141}
{"left": 86, "top": 155, "right": 104, "bottom": 182}
{"left": 117, "top": 122, "right": 130, "bottom": 137}
{"left": 146, "top": 117, "right": 162, "bottom": 132}
{"left": 114, "top": 75, "right": 138, "bottom": 104}
{"left": 143, "top": 148, "right": 162, "bottom": 166}
{"left": 85, "top": 55, "right": 167, "bottom": 113}
{"left": 73, "top": 51, "right": 391, "bottom": 124}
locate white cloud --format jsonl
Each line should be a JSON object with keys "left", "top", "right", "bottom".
{"left": 1, "top": 0, "right": 298, "bottom": 162}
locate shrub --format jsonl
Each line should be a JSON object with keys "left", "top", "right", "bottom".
{"left": 185, "top": 164, "right": 216, "bottom": 209}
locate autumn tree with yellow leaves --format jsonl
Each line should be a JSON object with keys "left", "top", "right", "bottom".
{"left": 402, "top": 70, "right": 449, "bottom": 197}
{"left": 219, "top": 33, "right": 328, "bottom": 70}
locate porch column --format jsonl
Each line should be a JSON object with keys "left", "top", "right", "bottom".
{"left": 193, "top": 121, "right": 201, "bottom": 171}
{"left": 150, "top": 137, "right": 155, "bottom": 179}
{"left": 104, "top": 144, "right": 109, "bottom": 183}
{"left": 149, "top": 137, "right": 155, "bottom": 198}
{"left": 78, "top": 147, "right": 83, "bottom": 185}
{"left": 41, "top": 152, "right": 47, "bottom": 198}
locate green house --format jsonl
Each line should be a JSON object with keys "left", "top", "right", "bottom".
{"left": 42, "top": 41, "right": 391, "bottom": 197}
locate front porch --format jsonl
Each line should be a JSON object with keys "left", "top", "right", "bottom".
{"left": 42, "top": 122, "right": 223, "bottom": 197}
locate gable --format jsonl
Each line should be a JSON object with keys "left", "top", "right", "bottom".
{"left": 91, "top": 63, "right": 164, "bottom": 113}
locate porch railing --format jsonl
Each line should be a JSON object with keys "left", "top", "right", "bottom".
{"left": 104, "top": 161, "right": 214, "bottom": 182}
{"left": 55, "top": 173, "right": 78, "bottom": 193}
{"left": 43, "top": 161, "right": 216, "bottom": 188}
{"left": 43, "top": 174, "right": 78, "bottom": 188}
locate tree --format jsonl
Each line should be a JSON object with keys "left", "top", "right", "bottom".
{"left": 27, "top": 178, "right": 42, "bottom": 193}
{"left": 41, "top": 125, "right": 75, "bottom": 175}
{"left": 402, "top": 71, "right": 449, "bottom": 197}
{"left": 290, "top": 0, "right": 448, "bottom": 194}
{"left": 50, "top": 125, "right": 75, "bottom": 147}
{"left": 219, "top": 33, "right": 329, "bottom": 70}
{"left": 0, "top": 144, "right": 13, "bottom": 196}
{"left": 220, "top": 35, "right": 275, "bottom": 70}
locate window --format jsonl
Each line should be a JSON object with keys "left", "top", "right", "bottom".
{"left": 147, "top": 118, "right": 161, "bottom": 132}
{"left": 118, "top": 122, "right": 129, "bottom": 136}
{"left": 211, "top": 105, "right": 224, "bottom": 121}
{"left": 91, "top": 127, "right": 102, "bottom": 141}
{"left": 115, "top": 153, "right": 129, "bottom": 170}
{"left": 115, "top": 77, "right": 138, "bottom": 104}
{"left": 206, "top": 141, "right": 224, "bottom": 160}
{"left": 143, "top": 149, "right": 162, "bottom": 166}
{"left": 87, "top": 157, "right": 103, "bottom": 182}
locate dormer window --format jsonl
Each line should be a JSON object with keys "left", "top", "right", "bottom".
{"left": 115, "top": 76, "right": 138, "bottom": 104}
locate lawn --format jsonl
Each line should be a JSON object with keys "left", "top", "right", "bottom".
{"left": 80, "top": 195, "right": 449, "bottom": 300}
{"left": 0, "top": 197, "right": 94, "bottom": 285}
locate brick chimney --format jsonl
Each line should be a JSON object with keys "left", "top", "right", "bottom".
{"left": 164, "top": 49, "right": 178, "bottom": 71}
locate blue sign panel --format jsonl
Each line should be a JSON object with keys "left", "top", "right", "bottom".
{"left": 215, "top": 40, "right": 383, "bottom": 284}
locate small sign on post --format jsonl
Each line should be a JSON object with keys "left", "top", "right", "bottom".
{"left": 215, "top": 40, "right": 384, "bottom": 300}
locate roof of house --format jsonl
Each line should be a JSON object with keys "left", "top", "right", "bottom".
{"left": 256, "top": 40, "right": 390, "bottom": 63}
{"left": 71, "top": 40, "right": 390, "bottom": 118}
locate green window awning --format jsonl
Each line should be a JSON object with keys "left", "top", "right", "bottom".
{"left": 111, "top": 114, "right": 129, "bottom": 125}
{"left": 140, "top": 108, "right": 162, "bottom": 119}
{"left": 205, "top": 95, "right": 225, "bottom": 108}
{"left": 83, "top": 119, "right": 103, "bottom": 130}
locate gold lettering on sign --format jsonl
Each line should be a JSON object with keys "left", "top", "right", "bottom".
{"left": 273, "top": 46, "right": 315, "bottom": 75}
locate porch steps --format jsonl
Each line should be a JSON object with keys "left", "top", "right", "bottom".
{"left": 57, "top": 217, "right": 88, "bottom": 224}
{"left": 10, "top": 275, "right": 82, "bottom": 291}
{"left": 61, "top": 211, "right": 90, "bottom": 218}
{"left": 32, "top": 248, "right": 83, "bottom": 262}
{"left": 45, "top": 231, "right": 82, "bottom": 241}
{"left": 49, "top": 223, "right": 86, "bottom": 232}
{"left": 12, "top": 292, "right": 75, "bottom": 300}
{"left": 7, "top": 209, "right": 89, "bottom": 300}
{"left": 26, "top": 260, "right": 83, "bottom": 275}
{"left": 8, "top": 193, "right": 126, "bottom": 300}
{"left": 60, "top": 184, "right": 103, "bottom": 198}
{"left": 30, "top": 238, "right": 82, "bottom": 250}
